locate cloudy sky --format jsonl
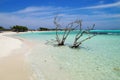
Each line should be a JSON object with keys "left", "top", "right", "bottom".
{"left": 0, "top": 0, "right": 120, "bottom": 29}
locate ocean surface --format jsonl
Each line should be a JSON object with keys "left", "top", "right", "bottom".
{"left": 16, "top": 30, "right": 120, "bottom": 80}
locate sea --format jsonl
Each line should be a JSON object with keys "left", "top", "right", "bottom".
{"left": 16, "top": 30, "right": 120, "bottom": 80}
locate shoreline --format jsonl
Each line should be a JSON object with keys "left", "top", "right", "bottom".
{"left": 0, "top": 32, "right": 34, "bottom": 80}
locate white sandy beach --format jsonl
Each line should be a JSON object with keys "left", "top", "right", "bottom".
{"left": 0, "top": 32, "right": 22, "bottom": 57}
{"left": 0, "top": 32, "right": 33, "bottom": 80}
{"left": 0, "top": 32, "right": 70, "bottom": 80}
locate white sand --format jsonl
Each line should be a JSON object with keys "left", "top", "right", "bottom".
{"left": 0, "top": 32, "right": 22, "bottom": 57}
{"left": 0, "top": 32, "right": 34, "bottom": 80}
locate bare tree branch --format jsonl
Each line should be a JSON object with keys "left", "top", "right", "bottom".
{"left": 54, "top": 16, "right": 61, "bottom": 43}
{"left": 72, "top": 23, "right": 96, "bottom": 48}
{"left": 53, "top": 16, "right": 96, "bottom": 48}
{"left": 54, "top": 17, "right": 80, "bottom": 46}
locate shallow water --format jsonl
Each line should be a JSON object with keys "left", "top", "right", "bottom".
{"left": 17, "top": 31, "right": 120, "bottom": 80}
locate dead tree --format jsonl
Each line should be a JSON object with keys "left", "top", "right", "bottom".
{"left": 53, "top": 16, "right": 96, "bottom": 48}
{"left": 71, "top": 21, "right": 96, "bottom": 48}
{"left": 54, "top": 16, "right": 79, "bottom": 46}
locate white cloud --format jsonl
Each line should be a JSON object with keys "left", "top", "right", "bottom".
{"left": 16, "top": 6, "right": 67, "bottom": 14}
{"left": 16, "top": 6, "right": 52, "bottom": 13}
{"left": 0, "top": 6, "right": 120, "bottom": 29}
{"left": 99, "top": 0, "right": 105, "bottom": 4}
{"left": 81, "top": 1, "right": 120, "bottom": 9}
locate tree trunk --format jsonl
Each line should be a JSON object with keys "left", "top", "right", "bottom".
{"left": 58, "top": 41, "right": 64, "bottom": 46}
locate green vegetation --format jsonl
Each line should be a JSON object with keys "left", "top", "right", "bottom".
{"left": 0, "top": 26, "right": 4, "bottom": 30}
{"left": 0, "top": 26, "right": 4, "bottom": 32}
{"left": 11, "top": 25, "right": 28, "bottom": 32}
{"left": 38, "top": 27, "right": 49, "bottom": 31}
{"left": 38, "top": 27, "right": 63, "bottom": 31}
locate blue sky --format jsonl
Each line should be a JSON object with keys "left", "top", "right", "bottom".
{"left": 0, "top": 0, "right": 120, "bottom": 29}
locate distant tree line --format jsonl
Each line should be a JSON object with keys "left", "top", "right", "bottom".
{"left": 10, "top": 25, "right": 28, "bottom": 32}
{"left": 38, "top": 27, "right": 49, "bottom": 31}
{"left": 0, "top": 26, "right": 4, "bottom": 33}
{"left": 38, "top": 27, "right": 64, "bottom": 31}
{"left": 0, "top": 26, "right": 4, "bottom": 30}
{"left": 0, "top": 25, "right": 67, "bottom": 32}
{"left": 0, "top": 25, "right": 29, "bottom": 32}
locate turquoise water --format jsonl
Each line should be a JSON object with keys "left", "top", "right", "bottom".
{"left": 17, "top": 30, "right": 120, "bottom": 80}
{"left": 90, "top": 30, "right": 120, "bottom": 33}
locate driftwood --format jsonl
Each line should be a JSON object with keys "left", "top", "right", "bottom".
{"left": 54, "top": 16, "right": 96, "bottom": 48}
{"left": 54, "top": 16, "right": 79, "bottom": 46}
{"left": 71, "top": 23, "right": 96, "bottom": 48}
